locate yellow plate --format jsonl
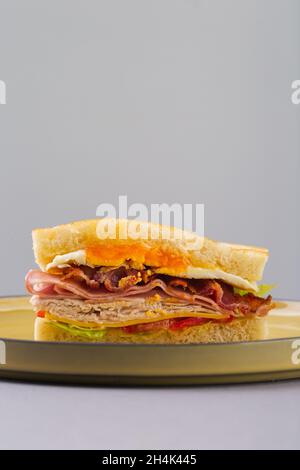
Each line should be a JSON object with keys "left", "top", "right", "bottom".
{"left": 0, "top": 296, "right": 300, "bottom": 385}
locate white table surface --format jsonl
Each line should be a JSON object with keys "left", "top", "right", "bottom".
{"left": 0, "top": 379, "right": 299, "bottom": 450}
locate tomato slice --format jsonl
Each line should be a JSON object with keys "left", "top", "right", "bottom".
{"left": 122, "top": 320, "right": 169, "bottom": 334}
{"left": 168, "top": 317, "right": 208, "bottom": 331}
{"left": 37, "top": 310, "right": 46, "bottom": 318}
{"left": 122, "top": 316, "right": 209, "bottom": 334}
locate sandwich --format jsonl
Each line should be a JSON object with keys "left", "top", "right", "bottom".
{"left": 25, "top": 219, "right": 274, "bottom": 343}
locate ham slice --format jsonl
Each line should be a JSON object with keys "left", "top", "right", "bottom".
{"left": 26, "top": 269, "right": 220, "bottom": 309}
{"left": 25, "top": 269, "right": 273, "bottom": 317}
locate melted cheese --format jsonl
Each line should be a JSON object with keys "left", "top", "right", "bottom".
{"left": 45, "top": 310, "right": 228, "bottom": 329}
{"left": 46, "top": 248, "right": 257, "bottom": 292}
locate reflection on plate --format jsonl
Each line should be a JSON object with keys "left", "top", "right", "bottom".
{"left": 0, "top": 296, "right": 299, "bottom": 385}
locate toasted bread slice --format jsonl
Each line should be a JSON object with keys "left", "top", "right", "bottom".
{"left": 32, "top": 218, "right": 269, "bottom": 290}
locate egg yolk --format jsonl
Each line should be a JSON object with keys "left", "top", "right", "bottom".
{"left": 86, "top": 242, "right": 188, "bottom": 272}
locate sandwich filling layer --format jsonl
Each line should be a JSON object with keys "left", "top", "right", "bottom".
{"left": 26, "top": 264, "right": 273, "bottom": 336}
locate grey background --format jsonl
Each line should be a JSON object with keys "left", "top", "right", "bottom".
{"left": 0, "top": 379, "right": 300, "bottom": 450}
{"left": 0, "top": 0, "right": 299, "bottom": 298}
{"left": 0, "top": 0, "right": 300, "bottom": 451}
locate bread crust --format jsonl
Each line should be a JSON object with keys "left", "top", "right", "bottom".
{"left": 34, "top": 316, "right": 268, "bottom": 344}
{"left": 32, "top": 218, "right": 269, "bottom": 282}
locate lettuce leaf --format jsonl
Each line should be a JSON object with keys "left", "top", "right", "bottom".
{"left": 233, "top": 284, "right": 276, "bottom": 298}
{"left": 256, "top": 284, "right": 277, "bottom": 297}
{"left": 50, "top": 321, "right": 106, "bottom": 339}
